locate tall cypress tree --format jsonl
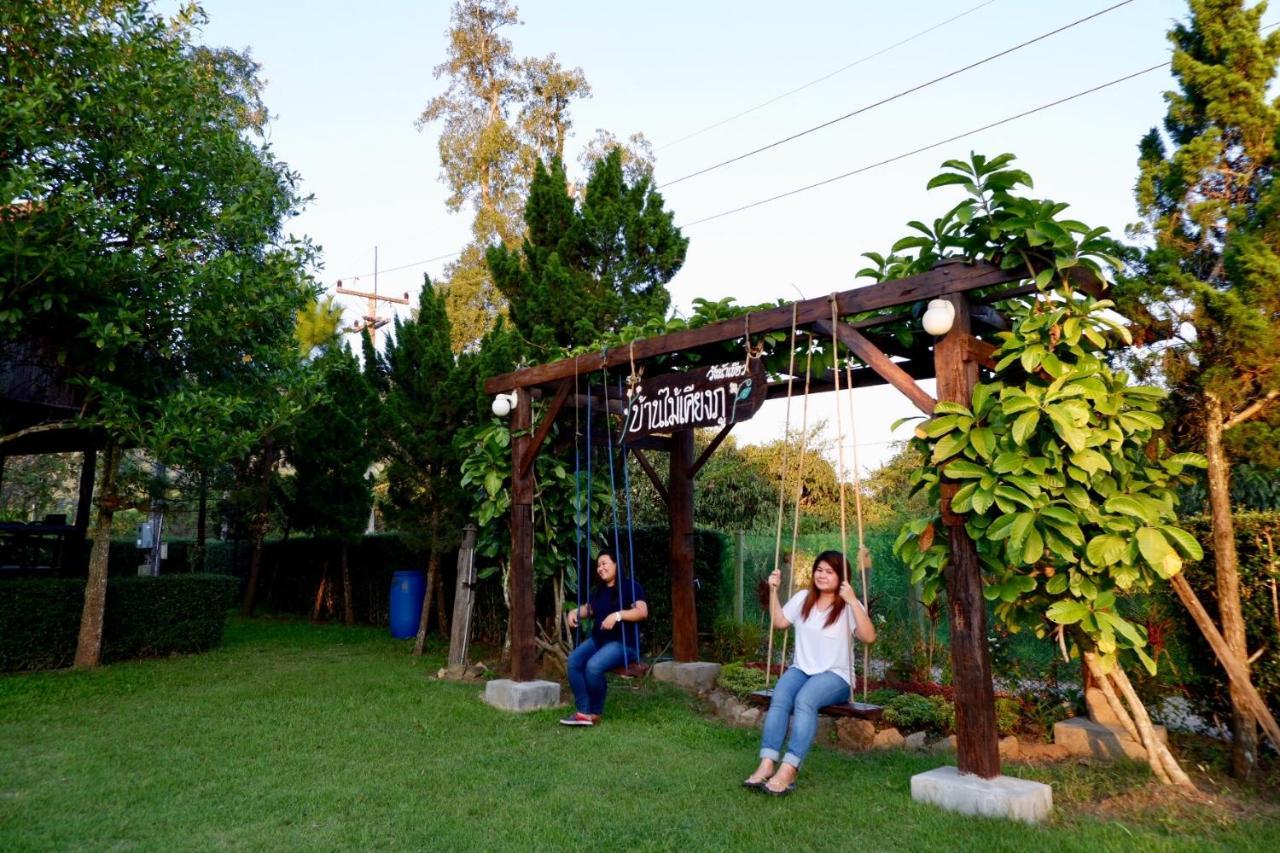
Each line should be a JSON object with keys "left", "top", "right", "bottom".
{"left": 381, "top": 278, "right": 466, "bottom": 650}
{"left": 487, "top": 148, "right": 688, "bottom": 354}
{"left": 1122, "top": 0, "right": 1280, "bottom": 778}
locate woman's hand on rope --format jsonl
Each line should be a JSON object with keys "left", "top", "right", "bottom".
{"left": 839, "top": 581, "right": 858, "bottom": 607}
{"left": 767, "top": 569, "right": 781, "bottom": 589}
{"left": 566, "top": 608, "right": 579, "bottom": 629}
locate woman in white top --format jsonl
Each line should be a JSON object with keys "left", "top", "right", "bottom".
{"left": 744, "top": 550, "right": 876, "bottom": 795}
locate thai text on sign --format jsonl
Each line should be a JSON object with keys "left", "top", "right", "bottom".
{"left": 623, "top": 359, "right": 767, "bottom": 442}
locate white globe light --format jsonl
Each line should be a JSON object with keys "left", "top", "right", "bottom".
{"left": 922, "top": 299, "right": 956, "bottom": 336}
{"left": 491, "top": 393, "right": 513, "bottom": 417}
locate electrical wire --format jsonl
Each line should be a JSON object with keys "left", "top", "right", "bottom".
{"left": 656, "top": 0, "right": 1001, "bottom": 151}
{"left": 660, "top": 0, "right": 1137, "bottom": 189}
{"left": 334, "top": 250, "right": 460, "bottom": 285}
{"left": 680, "top": 59, "right": 1169, "bottom": 229}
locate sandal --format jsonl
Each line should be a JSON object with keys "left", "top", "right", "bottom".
{"left": 742, "top": 777, "right": 767, "bottom": 790}
{"left": 763, "top": 782, "right": 796, "bottom": 796}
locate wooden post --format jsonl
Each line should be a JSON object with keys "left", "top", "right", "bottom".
{"left": 73, "top": 448, "right": 96, "bottom": 570}
{"left": 934, "top": 292, "right": 1001, "bottom": 779}
{"left": 510, "top": 388, "right": 537, "bottom": 681}
{"left": 670, "top": 428, "right": 698, "bottom": 661}
{"left": 447, "top": 524, "right": 478, "bottom": 672}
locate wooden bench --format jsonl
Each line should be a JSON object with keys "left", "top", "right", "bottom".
{"left": 748, "top": 689, "right": 883, "bottom": 721}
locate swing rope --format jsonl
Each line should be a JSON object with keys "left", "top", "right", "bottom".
{"left": 600, "top": 357, "right": 631, "bottom": 668}
{"left": 829, "top": 296, "right": 872, "bottom": 699}
{"left": 618, "top": 370, "right": 641, "bottom": 666}
{"left": 572, "top": 357, "right": 584, "bottom": 647}
{"left": 844, "top": 357, "right": 872, "bottom": 700}
{"left": 764, "top": 304, "right": 798, "bottom": 689}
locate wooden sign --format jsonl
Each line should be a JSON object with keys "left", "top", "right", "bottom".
{"left": 623, "top": 359, "right": 767, "bottom": 443}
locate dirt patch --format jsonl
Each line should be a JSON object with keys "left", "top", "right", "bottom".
{"left": 1077, "top": 772, "right": 1280, "bottom": 831}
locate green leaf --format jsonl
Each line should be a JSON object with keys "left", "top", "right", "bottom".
{"left": 969, "top": 426, "right": 995, "bottom": 460}
{"left": 993, "top": 452, "right": 1023, "bottom": 474}
{"left": 1086, "top": 534, "right": 1126, "bottom": 567}
{"left": 1063, "top": 484, "right": 1090, "bottom": 508}
{"left": 1047, "top": 600, "right": 1090, "bottom": 625}
{"left": 1105, "top": 495, "right": 1156, "bottom": 523}
{"left": 1021, "top": 525, "right": 1045, "bottom": 564}
{"left": 1012, "top": 410, "right": 1040, "bottom": 445}
{"left": 996, "top": 485, "right": 1036, "bottom": 510}
{"left": 1001, "top": 394, "right": 1039, "bottom": 416}
{"left": 1045, "top": 572, "right": 1069, "bottom": 594}
{"left": 933, "top": 401, "right": 973, "bottom": 416}
{"left": 951, "top": 481, "right": 978, "bottom": 513}
{"left": 1157, "top": 525, "right": 1204, "bottom": 561}
{"left": 987, "top": 513, "right": 1019, "bottom": 541}
{"left": 944, "top": 459, "right": 988, "bottom": 479}
{"left": 931, "top": 430, "right": 969, "bottom": 463}
{"left": 915, "top": 414, "right": 961, "bottom": 438}
{"left": 1137, "top": 526, "right": 1182, "bottom": 577}
{"left": 971, "top": 383, "right": 995, "bottom": 418}
{"left": 926, "top": 172, "right": 977, "bottom": 191}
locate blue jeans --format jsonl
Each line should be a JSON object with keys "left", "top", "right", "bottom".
{"left": 566, "top": 636, "right": 628, "bottom": 715}
{"left": 759, "top": 667, "right": 850, "bottom": 768}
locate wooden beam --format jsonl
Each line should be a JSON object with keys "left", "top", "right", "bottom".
{"left": 814, "top": 319, "right": 937, "bottom": 416}
{"left": 964, "top": 335, "right": 997, "bottom": 370}
{"left": 689, "top": 422, "right": 733, "bottom": 479}
{"left": 631, "top": 447, "right": 669, "bottom": 505}
{"left": 509, "top": 388, "right": 537, "bottom": 681}
{"left": 485, "top": 261, "right": 1019, "bottom": 393}
{"left": 518, "top": 379, "right": 571, "bottom": 480}
{"left": 934, "top": 292, "right": 1001, "bottom": 779}
{"left": 669, "top": 429, "right": 697, "bottom": 662}
{"left": 626, "top": 434, "right": 672, "bottom": 453}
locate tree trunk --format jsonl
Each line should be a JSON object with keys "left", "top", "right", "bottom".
{"left": 194, "top": 469, "right": 208, "bottom": 573}
{"left": 311, "top": 562, "right": 329, "bottom": 623}
{"left": 1204, "top": 393, "right": 1257, "bottom": 778}
{"left": 340, "top": 542, "right": 354, "bottom": 626}
{"left": 241, "top": 438, "right": 276, "bottom": 616}
{"left": 74, "top": 444, "right": 120, "bottom": 669}
{"left": 413, "top": 504, "right": 443, "bottom": 656}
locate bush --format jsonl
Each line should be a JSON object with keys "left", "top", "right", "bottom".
{"left": 881, "top": 692, "right": 954, "bottom": 734}
{"left": 995, "top": 696, "right": 1021, "bottom": 736}
{"left": 0, "top": 574, "right": 237, "bottom": 671}
{"left": 717, "top": 661, "right": 767, "bottom": 698}
{"left": 864, "top": 687, "right": 900, "bottom": 706}
{"left": 708, "top": 617, "right": 766, "bottom": 663}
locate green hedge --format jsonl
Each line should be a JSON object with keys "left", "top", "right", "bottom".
{"left": 0, "top": 574, "right": 237, "bottom": 672}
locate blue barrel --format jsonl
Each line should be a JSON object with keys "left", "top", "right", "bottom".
{"left": 389, "top": 570, "right": 426, "bottom": 639}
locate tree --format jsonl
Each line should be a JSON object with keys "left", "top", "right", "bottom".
{"left": 1119, "top": 0, "right": 1280, "bottom": 778}
{"left": 889, "top": 153, "right": 1204, "bottom": 785}
{"left": 380, "top": 278, "right": 467, "bottom": 651}
{"left": 419, "top": 0, "right": 590, "bottom": 351}
{"left": 286, "top": 342, "right": 376, "bottom": 626}
{"left": 486, "top": 149, "right": 688, "bottom": 355}
{"left": 1, "top": 0, "right": 316, "bottom": 666}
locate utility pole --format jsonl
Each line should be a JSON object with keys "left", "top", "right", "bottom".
{"left": 336, "top": 247, "right": 410, "bottom": 348}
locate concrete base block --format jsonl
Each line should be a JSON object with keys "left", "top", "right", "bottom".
{"left": 671, "top": 661, "right": 722, "bottom": 693}
{"left": 652, "top": 661, "right": 677, "bottom": 683}
{"left": 483, "top": 679, "right": 561, "bottom": 712}
{"left": 1053, "top": 717, "right": 1166, "bottom": 762}
{"left": 911, "top": 766, "right": 1053, "bottom": 824}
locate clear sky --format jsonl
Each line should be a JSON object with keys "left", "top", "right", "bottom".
{"left": 179, "top": 0, "right": 1203, "bottom": 472}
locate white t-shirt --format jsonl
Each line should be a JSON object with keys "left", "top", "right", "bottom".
{"left": 782, "top": 591, "right": 858, "bottom": 686}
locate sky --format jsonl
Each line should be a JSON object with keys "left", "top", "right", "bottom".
{"left": 178, "top": 0, "right": 1205, "bottom": 473}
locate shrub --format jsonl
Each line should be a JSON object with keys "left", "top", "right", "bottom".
{"left": 0, "top": 574, "right": 237, "bottom": 671}
{"left": 995, "top": 696, "right": 1021, "bottom": 736}
{"left": 709, "top": 617, "right": 766, "bottom": 663}
{"left": 717, "top": 661, "right": 767, "bottom": 698}
{"left": 864, "top": 687, "right": 900, "bottom": 706}
{"left": 881, "top": 692, "right": 954, "bottom": 734}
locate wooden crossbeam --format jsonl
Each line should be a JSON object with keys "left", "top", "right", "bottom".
{"left": 689, "top": 423, "right": 733, "bottom": 478}
{"left": 813, "top": 319, "right": 937, "bottom": 416}
{"left": 630, "top": 448, "right": 669, "bottom": 505}
{"left": 485, "top": 261, "right": 1019, "bottom": 393}
{"left": 518, "top": 379, "right": 571, "bottom": 479}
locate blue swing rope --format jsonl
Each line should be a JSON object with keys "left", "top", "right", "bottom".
{"left": 600, "top": 357, "right": 630, "bottom": 668}
{"left": 584, "top": 368, "right": 594, "bottom": 649}
{"left": 572, "top": 360, "right": 584, "bottom": 647}
{"left": 618, "top": 372, "right": 640, "bottom": 663}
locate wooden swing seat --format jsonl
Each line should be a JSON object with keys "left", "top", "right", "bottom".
{"left": 747, "top": 689, "right": 883, "bottom": 721}
{"left": 611, "top": 662, "right": 650, "bottom": 679}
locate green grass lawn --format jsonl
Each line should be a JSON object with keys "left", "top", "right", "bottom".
{"left": 2, "top": 618, "right": 1276, "bottom": 851}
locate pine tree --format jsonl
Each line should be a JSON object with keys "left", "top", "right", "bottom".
{"left": 487, "top": 149, "right": 688, "bottom": 354}
{"left": 1123, "top": 0, "right": 1280, "bottom": 778}
{"left": 381, "top": 278, "right": 466, "bottom": 650}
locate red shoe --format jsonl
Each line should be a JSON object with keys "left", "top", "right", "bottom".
{"left": 558, "top": 712, "right": 596, "bottom": 726}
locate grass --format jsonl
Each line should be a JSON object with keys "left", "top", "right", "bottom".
{"left": 2, "top": 618, "right": 1277, "bottom": 851}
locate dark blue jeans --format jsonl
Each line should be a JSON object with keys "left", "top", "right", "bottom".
{"left": 566, "top": 635, "right": 628, "bottom": 715}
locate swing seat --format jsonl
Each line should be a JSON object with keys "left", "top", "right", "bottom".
{"left": 611, "top": 662, "right": 650, "bottom": 679}
{"left": 747, "top": 689, "right": 883, "bottom": 721}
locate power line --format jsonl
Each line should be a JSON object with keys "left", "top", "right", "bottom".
{"left": 334, "top": 250, "right": 461, "bottom": 285}
{"left": 660, "top": 0, "right": 1137, "bottom": 189}
{"left": 655, "top": 0, "right": 1001, "bottom": 151}
{"left": 680, "top": 59, "right": 1170, "bottom": 228}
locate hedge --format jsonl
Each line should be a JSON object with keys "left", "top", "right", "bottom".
{"left": 0, "top": 574, "right": 237, "bottom": 672}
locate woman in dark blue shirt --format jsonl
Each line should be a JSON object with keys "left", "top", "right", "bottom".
{"left": 559, "top": 549, "right": 648, "bottom": 726}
